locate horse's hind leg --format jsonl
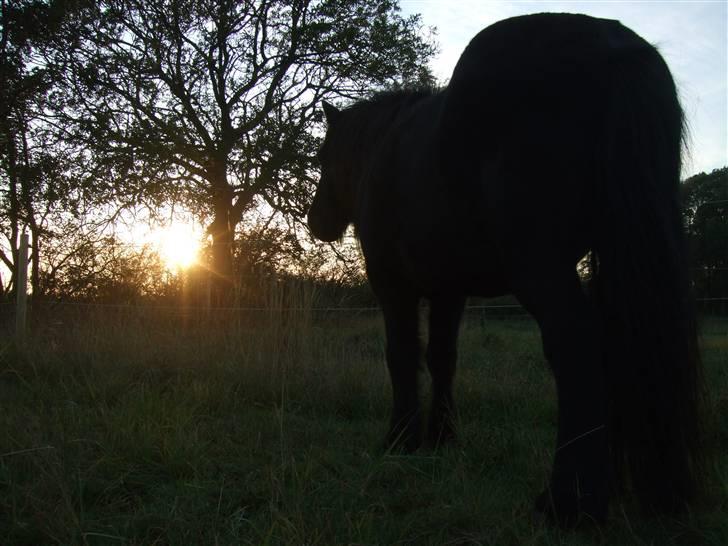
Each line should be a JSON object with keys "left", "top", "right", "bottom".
{"left": 514, "top": 271, "right": 609, "bottom": 526}
{"left": 381, "top": 294, "right": 423, "bottom": 452}
{"left": 426, "top": 295, "right": 466, "bottom": 447}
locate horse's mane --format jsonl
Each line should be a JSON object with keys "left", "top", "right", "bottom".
{"left": 339, "top": 87, "right": 438, "bottom": 144}
{"left": 360, "top": 87, "right": 436, "bottom": 111}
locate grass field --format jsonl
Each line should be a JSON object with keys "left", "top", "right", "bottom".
{"left": 1, "top": 305, "right": 726, "bottom": 545}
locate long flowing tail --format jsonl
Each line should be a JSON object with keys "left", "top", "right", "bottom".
{"left": 594, "top": 39, "right": 704, "bottom": 513}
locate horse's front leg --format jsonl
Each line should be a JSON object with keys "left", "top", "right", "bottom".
{"left": 381, "top": 294, "right": 422, "bottom": 452}
{"left": 426, "top": 295, "right": 466, "bottom": 447}
{"left": 515, "top": 272, "right": 609, "bottom": 526}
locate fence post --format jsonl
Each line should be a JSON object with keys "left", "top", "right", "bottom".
{"left": 16, "top": 232, "right": 29, "bottom": 342}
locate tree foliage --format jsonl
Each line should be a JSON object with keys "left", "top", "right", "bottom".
{"left": 682, "top": 167, "right": 728, "bottom": 301}
{"left": 0, "top": 0, "right": 91, "bottom": 296}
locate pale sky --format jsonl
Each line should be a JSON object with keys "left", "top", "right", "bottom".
{"left": 400, "top": 0, "right": 728, "bottom": 177}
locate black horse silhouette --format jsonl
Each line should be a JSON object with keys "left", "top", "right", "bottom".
{"left": 308, "top": 13, "right": 702, "bottom": 526}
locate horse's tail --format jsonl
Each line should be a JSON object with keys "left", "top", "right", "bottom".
{"left": 593, "top": 37, "right": 704, "bottom": 513}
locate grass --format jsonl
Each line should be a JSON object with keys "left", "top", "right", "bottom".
{"left": 1, "top": 305, "right": 726, "bottom": 545}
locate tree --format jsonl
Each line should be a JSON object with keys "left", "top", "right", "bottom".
{"left": 52, "top": 0, "right": 435, "bottom": 304}
{"left": 682, "top": 166, "right": 728, "bottom": 303}
{"left": 0, "top": 0, "right": 86, "bottom": 297}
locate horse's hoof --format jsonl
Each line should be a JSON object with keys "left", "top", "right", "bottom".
{"left": 382, "top": 435, "right": 420, "bottom": 454}
{"left": 383, "top": 410, "right": 423, "bottom": 453}
{"left": 533, "top": 489, "right": 606, "bottom": 528}
{"left": 383, "top": 426, "right": 422, "bottom": 453}
{"left": 426, "top": 421, "right": 457, "bottom": 449}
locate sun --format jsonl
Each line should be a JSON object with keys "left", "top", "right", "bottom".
{"left": 155, "top": 223, "right": 202, "bottom": 270}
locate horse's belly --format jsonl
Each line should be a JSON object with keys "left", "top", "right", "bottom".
{"left": 399, "top": 221, "right": 509, "bottom": 298}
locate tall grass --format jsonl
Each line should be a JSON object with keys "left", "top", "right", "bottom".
{"left": 1, "top": 287, "right": 726, "bottom": 545}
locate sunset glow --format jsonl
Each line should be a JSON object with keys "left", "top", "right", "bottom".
{"left": 154, "top": 223, "right": 202, "bottom": 270}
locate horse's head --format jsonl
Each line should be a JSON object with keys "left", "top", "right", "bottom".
{"left": 307, "top": 101, "right": 356, "bottom": 242}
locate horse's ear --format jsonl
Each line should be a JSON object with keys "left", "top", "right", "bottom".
{"left": 322, "top": 101, "right": 341, "bottom": 125}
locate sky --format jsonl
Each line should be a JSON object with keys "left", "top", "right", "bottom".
{"left": 399, "top": 0, "right": 727, "bottom": 177}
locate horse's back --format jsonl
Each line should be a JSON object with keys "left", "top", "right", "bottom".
{"left": 458, "top": 13, "right": 644, "bottom": 64}
{"left": 439, "top": 13, "right": 655, "bottom": 159}
{"left": 447, "top": 13, "right": 649, "bottom": 95}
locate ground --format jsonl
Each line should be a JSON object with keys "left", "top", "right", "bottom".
{"left": 1, "top": 306, "right": 726, "bottom": 545}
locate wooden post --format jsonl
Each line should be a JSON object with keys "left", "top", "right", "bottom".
{"left": 16, "top": 232, "right": 28, "bottom": 342}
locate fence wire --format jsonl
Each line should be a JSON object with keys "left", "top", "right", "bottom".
{"left": 0, "top": 297, "right": 724, "bottom": 313}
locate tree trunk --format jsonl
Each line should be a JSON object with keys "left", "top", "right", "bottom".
{"left": 209, "top": 210, "right": 234, "bottom": 307}
{"left": 206, "top": 161, "right": 256, "bottom": 307}
{"left": 208, "top": 158, "right": 236, "bottom": 307}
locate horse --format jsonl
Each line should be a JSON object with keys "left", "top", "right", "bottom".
{"left": 307, "top": 13, "right": 703, "bottom": 526}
